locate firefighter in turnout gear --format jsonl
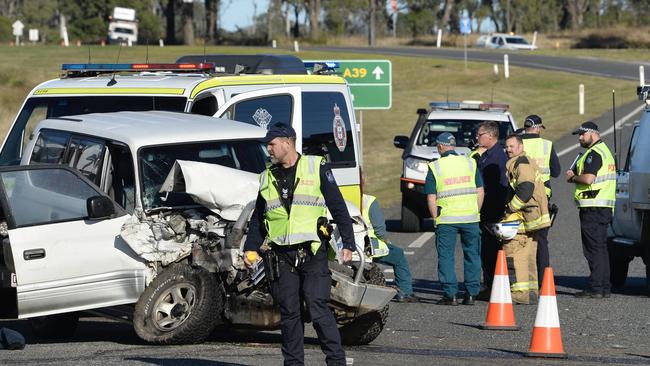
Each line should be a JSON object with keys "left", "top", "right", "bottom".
{"left": 243, "top": 123, "right": 354, "bottom": 366}
{"left": 566, "top": 121, "right": 616, "bottom": 299}
{"left": 425, "top": 132, "right": 485, "bottom": 306}
{"left": 503, "top": 134, "right": 551, "bottom": 304}
{"left": 520, "top": 114, "right": 561, "bottom": 286}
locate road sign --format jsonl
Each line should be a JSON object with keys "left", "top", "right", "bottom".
{"left": 460, "top": 17, "right": 471, "bottom": 35}
{"left": 337, "top": 60, "right": 392, "bottom": 110}
{"left": 12, "top": 20, "right": 24, "bottom": 36}
{"left": 29, "top": 29, "right": 39, "bottom": 42}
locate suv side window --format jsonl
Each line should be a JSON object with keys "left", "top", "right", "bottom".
{"left": 30, "top": 129, "right": 71, "bottom": 164}
{"left": 227, "top": 95, "right": 293, "bottom": 129}
{"left": 1, "top": 168, "right": 99, "bottom": 227}
{"left": 65, "top": 136, "right": 106, "bottom": 185}
{"left": 302, "top": 92, "right": 355, "bottom": 167}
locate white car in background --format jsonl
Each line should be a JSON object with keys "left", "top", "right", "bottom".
{"left": 476, "top": 33, "right": 538, "bottom": 50}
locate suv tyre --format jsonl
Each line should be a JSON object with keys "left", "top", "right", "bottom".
{"left": 338, "top": 263, "right": 389, "bottom": 345}
{"left": 134, "top": 263, "right": 224, "bottom": 344}
{"left": 401, "top": 194, "right": 421, "bottom": 232}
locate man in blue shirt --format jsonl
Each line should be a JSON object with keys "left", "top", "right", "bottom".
{"left": 475, "top": 121, "right": 509, "bottom": 299}
{"left": 425, "top": 132, "right": 484, "bottom": 305}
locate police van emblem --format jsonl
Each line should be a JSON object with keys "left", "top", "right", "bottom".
{"left": 253, "top": 108, "right": 273, "bottom": 129}
{"left": 332, "top": 104, "right": 347, "bottom": 152}
{"left": 281, "top": 187, "right": 289, "bottom": 199}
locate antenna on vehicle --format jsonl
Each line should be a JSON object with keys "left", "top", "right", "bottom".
{"left": 145, "top": 39, "right": 149, "bottom": 64}
{"left": 107, "top": 43, "right": 123, "bottom": 87}
{"left": 491, "top": 87, "right": 494, "bottom": 104}
{"left": 446, "top": 87, "right": 449, "bottom": 103}
{"left": 203, "top": 40, "right": 207, "bottom": 64}
{"left": 87, "top": 44, "right": 91, "bottom": 64}
{"left": 612, "top": 89, "right": 618, "bottom": 169}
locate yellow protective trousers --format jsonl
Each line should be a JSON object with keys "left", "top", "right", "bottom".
{"left": 503, "top": 233, "right": 539, "bottom": 304}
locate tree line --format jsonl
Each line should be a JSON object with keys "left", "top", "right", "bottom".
{"left": 1, "top": 0, "right": 649, "bottom": 45}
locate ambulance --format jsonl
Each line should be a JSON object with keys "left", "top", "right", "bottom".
{"left": 0, "top": 54, "right": 363, "bottom": 208}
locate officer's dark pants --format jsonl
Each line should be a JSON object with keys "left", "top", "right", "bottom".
{"left": 535, "top": 227, "right": 550, "bottom": 286}
{"left": 269, "top": 243, "right": 346, "bottom": 366}
{"left": 480, "top": 226, "right": 501, "bottom": 287}
{"left": 579, "top": 207, "right": 613, "bottom": 294}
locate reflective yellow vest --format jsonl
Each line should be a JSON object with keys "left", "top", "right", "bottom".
{"left": 260, "top": 155, "right": 327, "bottom": 254}
{"left": 574, "top": 142, "right": 616, "bottom": 209}
{"left": 522, "top": 137, "right": 552, "bottom": 197}
{"left": 362, "top": 194, "right": 389, "bottom": 258}
{"left": 429, "top": 154, "right": 480, "bottom": 224}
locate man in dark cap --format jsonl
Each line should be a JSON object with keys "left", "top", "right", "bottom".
{"left": 566, "top": 121, "right": 616, "bottom": 299}
{"left": 243, "top": 123, "right": 354, "bottom": 365}
{"left": 520, "top": 114, "right": 561, "bottom": 285}
{"left": 425, "top": 132, "right": 484, "bottom": 305}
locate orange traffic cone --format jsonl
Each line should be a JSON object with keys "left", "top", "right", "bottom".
{"left": 526, "top": 267, "right": 567, "bottom": 358}
{"left": 481, "top": 250, "right": 519, "bottom": 330}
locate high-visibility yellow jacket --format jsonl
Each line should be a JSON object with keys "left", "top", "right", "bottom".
{"left": 428, "top": 154, "right": 480, "bottom": 225}
{"left": 260, "top": 155, "right": 327, "bottom": 254}
{"left": 505, "top": 153, "right": 551, "bottom": 233}
{"left": 574, "top": 141, "right": 616, "bottom": 209}
{"left": 522, "top": 137, "right": 553, "bottom": 197}
{"left": 362, "top": 194, "right": 389, "bottom": 258}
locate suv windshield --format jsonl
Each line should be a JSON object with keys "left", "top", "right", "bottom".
{"left": 139, "top": 140, "right": 268, "bottom": 210}
{"left": 0, "top": 96, "right": 187, "bottom": 166}
{"left": 416, "top": 119, "right": 513, "bottom": 147}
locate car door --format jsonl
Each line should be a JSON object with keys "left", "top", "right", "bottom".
{"left": 0, "top": 165, "right": 146, "bottom": 319}
{"left": 612, "top": 124, "right": 639, "bottom": 237}
{"left": 213, "top": 87, "right": 303, "bottom": 151}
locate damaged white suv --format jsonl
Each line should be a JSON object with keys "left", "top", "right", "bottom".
{"left": 0, "top": 111, "right": 394, "bottom": 345}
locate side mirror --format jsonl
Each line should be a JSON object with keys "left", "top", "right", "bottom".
{"left": 393, "top": 135, "right": 409, "bottom": 149}
{"left": 87, "top": 196, "right": 115, "bottom": 220}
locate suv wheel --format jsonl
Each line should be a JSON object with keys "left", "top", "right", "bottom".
{"left": 133, "top": 264, "right": 224, "bottom": 344}
{"left": 401, "top": 194, "right": 421, "bottom": 232}
{"left": 608, "top": 241, "right": 632, "bottom": 289}
{"left": 338, "top": 263, "right": 389, "bottom": 345}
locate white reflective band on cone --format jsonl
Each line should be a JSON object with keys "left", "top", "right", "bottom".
{"left": 490, "top": 275, "right": 513, "bottom": 303}
{"left": 533, "top": 295, "right": 561, "bottom": 328}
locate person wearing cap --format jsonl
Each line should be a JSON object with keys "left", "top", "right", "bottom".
{"left": 566, "top": 121, "right": 616, "bottom": 299}
{"left": 243, "top": 123, "right": 354, "bottom": 366}
{"left": 503, "top": 134, "right": 551, "bottom": 304}
{"left": 475, "top": 121, "right": 509, "bottom": 300}
{"left": 362, "top": 192, "right": 419, "bottom": 302}
{"left": 520, "top": 114, "right": 561, "bottom": 286}
{"left": 425, "top": 132, "right": 484, "bottom": 305}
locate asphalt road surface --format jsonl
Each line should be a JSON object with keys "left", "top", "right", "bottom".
{"left": 309, "top": 46, "right": 650, "bottom": 81}
{"left": 2, "top": 50, "right": 649, "bottom": 365}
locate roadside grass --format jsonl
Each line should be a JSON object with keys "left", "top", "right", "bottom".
{"left": 0, "top": 45, "right": 637, "bottom": 206}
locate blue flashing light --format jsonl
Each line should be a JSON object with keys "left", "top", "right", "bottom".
{"left": 62, "top": 64, "right": 133, "bottom": 71}
{"left": 303, "top": 61, "right": 340, "bottom": 69}
{"left": 61, "top": 63, "right": 215, "bottom": 73}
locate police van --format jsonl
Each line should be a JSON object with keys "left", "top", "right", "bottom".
{"left": 0, "top": 54, "right": 363, "bottom": 208}
{"left": 608, "top": 85, "right": 650, "bottom": 293}
{"left": 393, "top": 101, "right": 516, "bottom": 232}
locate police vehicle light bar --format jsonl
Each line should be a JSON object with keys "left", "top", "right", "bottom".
{"left": 61, "top": 63, "right": 215, "bottom": 73}
{"left": 303, "top": 61, "right": 340, "bottom": 74}
{"left": 637, "top": 85, "right": 650, "bottom": 101}
{"left": 429, "top": 101, "right": 509, "bottom": 111}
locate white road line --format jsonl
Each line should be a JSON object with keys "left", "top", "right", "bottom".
{"left": 408, "top": 232, "right": 435, "bottom": 248}
{"left": 557, "top": 105, "right": 644, "bottom": 158}
{"left": 404, "top": 251, "right": 415, "bottom": 255}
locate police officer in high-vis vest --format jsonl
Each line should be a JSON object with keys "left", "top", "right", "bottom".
{"left": 425, "top": 132, "right": 484, "bottom": 305}
{"left": 362, "top": 193, "right": 418, "bottom": 302}
{"left": 243, "top": 123, "right": 354, "bottom": 366}
{"left": 520, "top": 114, "right": 561, "bottom": 285}
{"left": 566, "top": 121, "right": 616, "bottom": 299}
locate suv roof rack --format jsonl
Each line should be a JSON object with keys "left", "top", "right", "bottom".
{"left": 175, "top": 54, "right": 307, "bottom": 75}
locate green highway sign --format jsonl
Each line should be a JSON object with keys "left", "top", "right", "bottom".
{"left": 307, "top": 59, "right": 392, "bottom": 110}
